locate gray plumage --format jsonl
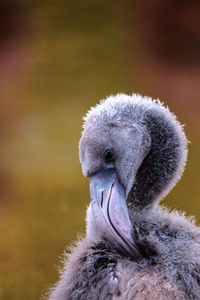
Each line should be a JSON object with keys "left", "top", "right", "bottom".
{"left": 47, "top": 94, "right": 200, "bottom": 300}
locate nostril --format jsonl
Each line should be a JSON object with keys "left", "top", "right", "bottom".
{"left": 101, "top": 191, "right": 104, "bottom": 208}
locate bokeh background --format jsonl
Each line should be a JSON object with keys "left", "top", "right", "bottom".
{"left": 0, "top": 0, "right": 200, "bottom": 299}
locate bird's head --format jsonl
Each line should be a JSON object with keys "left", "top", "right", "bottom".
{"left": 79, "top": 94, "right": 188, "bottom": 256}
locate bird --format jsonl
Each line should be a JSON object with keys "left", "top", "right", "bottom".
{"left": 48, "top": 93, "right": 200, "bottom": 300}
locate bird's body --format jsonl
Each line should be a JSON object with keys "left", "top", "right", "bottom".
{"left": 48, "top": 94, "right": 200, "bottom": 300}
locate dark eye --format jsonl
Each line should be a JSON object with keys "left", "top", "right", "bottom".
{"left": 104, "top": 149, "right": 115, "bottom": 163}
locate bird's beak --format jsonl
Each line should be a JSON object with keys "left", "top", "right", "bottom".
{"left": 89, "top": 168, "right": 139, "bottom": 257}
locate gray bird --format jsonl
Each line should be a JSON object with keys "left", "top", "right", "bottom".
{"left": 48, "top": 94, "right": 200, "bottom": 300}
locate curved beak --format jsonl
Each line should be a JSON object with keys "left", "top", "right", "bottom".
{"left": 89, "top": 168, "right": 139, "bottom": 257}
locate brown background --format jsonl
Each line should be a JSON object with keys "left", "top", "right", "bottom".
{"left": 0, "top": 1, "right": 200, "bottom": 299}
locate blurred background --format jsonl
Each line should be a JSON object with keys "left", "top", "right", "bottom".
{"left": 0, "top": 0, "right": 200, "bottom": 299}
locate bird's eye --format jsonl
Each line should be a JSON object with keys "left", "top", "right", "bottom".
{"left": 104, "top": 149, "right": 115, "bottom": 163}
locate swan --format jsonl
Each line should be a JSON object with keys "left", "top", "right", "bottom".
{"left": 48, "top": 93, "right": 200, "bottom": 299}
